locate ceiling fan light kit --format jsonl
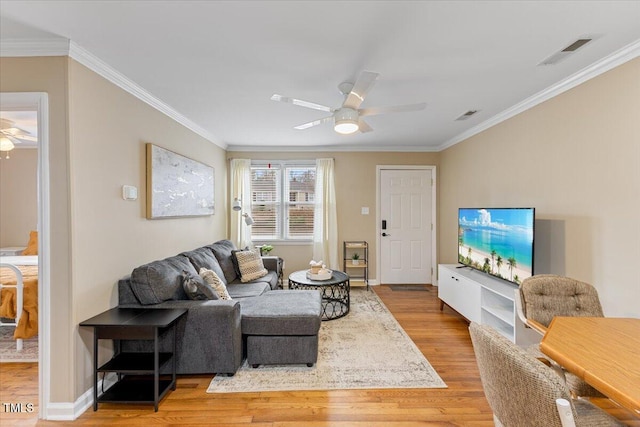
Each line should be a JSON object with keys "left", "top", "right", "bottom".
{"left": 0, "top": 136, "right": 15, "bottom": 151}
{"left": 271, "top": 71, "right": 425, "bottom": 135}
{"left": 0, "top": 136, "right": 15, "bottom": 159}
{"left": 334, "top": 108, "right": 359, "bottom": 134}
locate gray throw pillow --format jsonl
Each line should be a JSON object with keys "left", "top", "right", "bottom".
{"left": 130, "top": 255, "right": 195, "bottom": 304}
{"left": 181, "top": 247, "right": 227, "bottom": 284}
{"left": 231, "top": 247, "right": 250, "bottom": 278}
{"left": 208, "top": 240, "right": 239, "bottom": 283}
{"left": 182, "top": 271, "right": 218, "bottom": 300}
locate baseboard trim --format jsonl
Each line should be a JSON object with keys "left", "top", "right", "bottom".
{"left": 45, "top": 375, "right": 117, "bottom": 420}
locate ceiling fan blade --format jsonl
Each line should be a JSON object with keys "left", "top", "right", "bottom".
{"left": 14, "top": 134, "right": 37, "bottom": 142}
{"left": 1, "top": 127, "right": 36, "bottom": 141}
{"left": 359, "top": 102, "right": 426, "bottom": 117}
{"left": 0, "top": 118, "right": 15, "bottom": 128}
{"left": 343, "top": 71, "right": 380, "bottom": 110}
{"left": 271, "top": 94, "right": 334, "bottom": 113}
{"left": 358, "top": 119, "right": 373, "bottom": 133}
{"left": 0, "top": 133, "right": 23, "bottom": 144}
{"left": 293, "top": 116, "right": 333, "bottom": 130}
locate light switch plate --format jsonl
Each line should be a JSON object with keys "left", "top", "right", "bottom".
{"left": 361, "top": 207, "right": 369, "bottom": 215}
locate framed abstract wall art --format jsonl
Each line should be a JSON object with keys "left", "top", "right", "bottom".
{"left": 146, "top": 143, "right": 214, "bottom": 219}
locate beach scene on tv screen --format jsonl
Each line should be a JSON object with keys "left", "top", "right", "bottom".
{"left": 458, "top": 208, "right": 534, "bottom": 284}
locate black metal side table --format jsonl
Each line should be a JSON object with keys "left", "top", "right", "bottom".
{"left": 288, "top": 270, "right": 350, "bottom": 320}
{"left": 80, "top": 307, "right": 187, "bottom": 412}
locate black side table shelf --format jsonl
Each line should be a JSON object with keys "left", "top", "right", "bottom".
{"left": 80, "top": 307, "right": 187, "bottom": 412}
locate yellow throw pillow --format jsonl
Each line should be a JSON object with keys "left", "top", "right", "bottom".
{"left": 235, "top": 250, "right": 268, "bottom": 283}
{"left": 199, "top": 267, "right": 232, "bottom": 300}
{"left": 22, "top": 230, "right": 38, "bottom": 255}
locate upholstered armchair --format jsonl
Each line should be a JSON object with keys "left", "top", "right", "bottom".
{"left": 469, "top": 322, "right": 624, "bottom": 427}
{"left": 516, "top": 275, "right": 604, "bottom": 398}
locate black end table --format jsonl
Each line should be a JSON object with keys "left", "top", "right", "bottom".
{"left": 288, "top": 270, "right": 350, "bottom": 320}
{"left": 80, "top": 307, "right": 187, "bottom": 412}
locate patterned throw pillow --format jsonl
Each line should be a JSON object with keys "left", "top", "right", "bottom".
{"left": 199, "top": 267, "right": 232, "bottom": 300}
{"left": 235, "top": 250, "right": 268, "bottom": 283}
{"left": 182, "top": 271, "right": 218, "bottom": 300}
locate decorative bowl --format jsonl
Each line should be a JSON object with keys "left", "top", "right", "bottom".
{"left": 306, "top": 269, "right": 333, "bottom": 281}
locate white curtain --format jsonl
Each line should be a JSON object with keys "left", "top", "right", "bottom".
{"left": 313, "top": 158, "right": 339, "bottom": 270}
{"left": 229, "top": 159, "right": 252, "bottom": 249}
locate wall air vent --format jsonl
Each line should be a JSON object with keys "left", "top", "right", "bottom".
{"left": 538, "top": 38, "right": 593, "bottom": 66}
{"left": 455, "top": 110, "right": 479, "bottom": 121}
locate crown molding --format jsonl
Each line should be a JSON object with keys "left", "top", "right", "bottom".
{"left": 67, "top": 42, "right": 227, "bottom": 150}
{"left": 1, "top": 38, "right": 226, "bottom": 150}
{"left": 0, "top": 37, "right": 70, "bottom": 57}
{"left": 4, "top": 37, "right": 637, "bottom": 154}
{"left": 438, "top": 38, "right": 640, "bottom": 151}
{"left": 227, "top": 143, "right": 439, "bottom": 153}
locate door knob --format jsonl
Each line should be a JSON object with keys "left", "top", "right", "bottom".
{"left": 382, "top": 232, "right": 390, "bottom": 237}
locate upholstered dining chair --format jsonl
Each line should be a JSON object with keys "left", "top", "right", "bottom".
{"left": 516, "top": 274, "right": 605, "bottom": 398}
{"left": 469, "top": 322, "right": 624, "bottom": 427}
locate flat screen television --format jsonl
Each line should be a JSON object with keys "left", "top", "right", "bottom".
{"left": 458, "top": 208, "right": 535, "bottom": 285}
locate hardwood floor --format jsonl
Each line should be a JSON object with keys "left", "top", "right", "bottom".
{"left": 1, "top": 285, "right": 637, "bottom": 426}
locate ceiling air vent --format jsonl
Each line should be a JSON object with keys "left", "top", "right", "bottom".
{"left": 538, "top": 38, "right": 593, "bottom": 66}
{"left": 455, "top": 110, "right": 479, "bottom": 121}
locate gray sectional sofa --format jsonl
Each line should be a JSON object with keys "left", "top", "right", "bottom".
{"left": 117, "top": 239, "right": 321, "bottom": 375}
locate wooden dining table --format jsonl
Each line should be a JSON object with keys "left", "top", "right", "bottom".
{"left": 540, "top": 317, "right": 640, "bottom": 416}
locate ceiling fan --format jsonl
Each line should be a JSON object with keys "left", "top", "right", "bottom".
{"left": 1, "top": 118, "right": 37, "bottom": 143}
{"left": 271, "top": 71, "right": 426, "bottom": 135}
{"left": 0, "top": 118, "right": 37, "bottom": 158}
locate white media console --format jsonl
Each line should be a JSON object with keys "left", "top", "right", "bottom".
{"left": 438, "top": 264, "right": 540, "bottom": 347}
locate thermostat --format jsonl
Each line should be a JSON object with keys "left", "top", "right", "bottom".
{"left": 122, "top": 185, "right": 138, "bottom": 201}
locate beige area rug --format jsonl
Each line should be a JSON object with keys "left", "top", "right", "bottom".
{"left": 207, "top": 288, "right": 446, "bottom": 393}
{"left": 0, "top": 327, "right": 38, "bottom": 363}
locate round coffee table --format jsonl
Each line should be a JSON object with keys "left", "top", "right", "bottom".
{"left": 288, "top": 270, "right": 350, "bottom": 321}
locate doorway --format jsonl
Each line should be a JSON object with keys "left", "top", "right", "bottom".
{"left": 377, "top": 166, "right": 436, "bottom": 285}
{"left": 0, "top": 92, "right": 50, "bottom": 419}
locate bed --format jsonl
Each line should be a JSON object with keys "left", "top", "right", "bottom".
{"left": 0, "top": 255, "right": 38, "bottom": 351}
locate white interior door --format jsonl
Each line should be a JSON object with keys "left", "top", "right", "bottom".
{"left": 379, "top": 168, "right": 433, "bottom": 284}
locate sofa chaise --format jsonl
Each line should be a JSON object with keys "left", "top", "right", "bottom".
{"left": 117, "top": 239, "right": 321, "bottom": 375}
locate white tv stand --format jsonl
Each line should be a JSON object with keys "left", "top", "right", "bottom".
{"left": 438, "top": 264, "right": 540, "bottom": 347}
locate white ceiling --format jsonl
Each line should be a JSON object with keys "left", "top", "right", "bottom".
{"left": 1, "top": 1, "right": 639, "bottom": 152}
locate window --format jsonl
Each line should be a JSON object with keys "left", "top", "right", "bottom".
{"left": 250, "top": 162, "right": 315, "bottom": 241}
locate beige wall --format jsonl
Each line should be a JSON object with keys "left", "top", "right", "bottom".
{"left": 68, "top": 60, "right": 228, "bottom": 398}
{"left": 439, "top": 58, "right": 640, "bottom": 318}
{"left": 226, "top": 151, "right": 440, "bottom": 280}
{"left": 1, "top": 55, "right": 73, "bottom": 403}
{"left": 0, "top": 148, "right": 38, "bottom": 247}
{"left": 1, "top": 56, "right": 229, "bottom": 406}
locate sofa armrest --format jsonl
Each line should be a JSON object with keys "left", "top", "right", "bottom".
{"left": 179, "top": 300, "right": 243, "bottom": 374}
{"left": 119, "top": 299, "right": 243, "bottom": 375}
{"left": 262, "top": 256, "right": 284, "bottom": 288}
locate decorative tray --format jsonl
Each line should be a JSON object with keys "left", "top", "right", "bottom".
{"left": 306, "top": 269, "right": 333, "bottom": 281}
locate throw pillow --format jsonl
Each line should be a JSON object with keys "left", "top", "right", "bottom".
{"left": 199, "top": 267, "right": 232, "bottom": 300}
{"left": 182, "top": 271, "right": 218, "bottom": 300}
{"left": 231, "top": 247, "right": 249, "bottom": 278}
{"left": 235, "top": 250, "right": 268, "bottom": 283}
{"left": 22, "top": 230, "right": 38, "bottom": 255}
{"left": 208, "top": 240, "right": 239, "bottom": 283}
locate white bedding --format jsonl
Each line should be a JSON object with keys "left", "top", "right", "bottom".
{"left": 0, "top": 255, "right": 38, "bottom": 266}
